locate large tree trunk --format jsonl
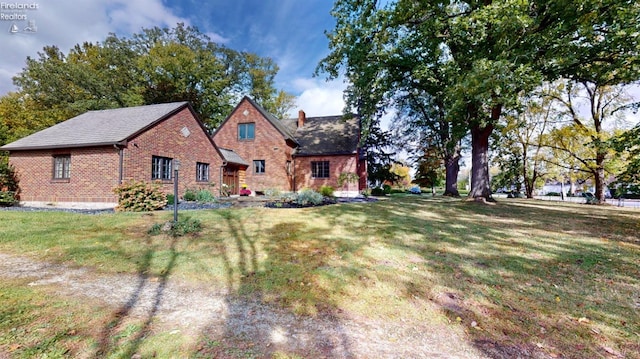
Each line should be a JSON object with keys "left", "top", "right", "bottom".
{"left": 443, "top": 153, "right": 461, "bottom": 197}
{"left": 569, "top": 178, "right": 575, "bottom": 196}
{"left": 594, "top": 151, "right": 606, "bottom": 204}
{"left": 469, "top": 123, "right": 494, "bottom": 199}
{"left": 524, "top": 176, "right": 535, "bottom": 198}
{"left": 522, "top": 146, "right": 535, "bottom": 199}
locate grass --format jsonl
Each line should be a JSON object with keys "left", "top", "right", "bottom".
{"left": 0, "top": 196, "right": 639, "bottom": 358}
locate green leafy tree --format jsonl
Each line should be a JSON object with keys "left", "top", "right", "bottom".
{"left": 543, "top": 123, "right": 623, "bottom": 197}
{"left": 611, "top": 125, "right": 640, "bottom": 194}
{"left": 0, "top": 157, "right": 19, "bottom": 205}
{"left": 10, "top": 23, "right": 292, "bottom": 133}
{"left": 492, "top": 92, "right": 554, "bottom": 198}
{"left": 390, "top": 163, "right": 412, "bottom": 189}
{"left": 362, "top": 124, "right": 400, "bottom": 187}
{"left": 0, "top": 92, "right": 67, "bottom": 147}
{"left": 392, "top": 93, "right": 466, "bottom": 197}
{"left": 265, "top": 90, "right": 297, "bottom": 120}
{"left": 413, "top": 145, "right": 444, "bottom": 195}
{"left": 543, "top": 81, "right": 636, "bottom": 203}
{"left": 318, "top": 0, "right": 640, "bottom": 201}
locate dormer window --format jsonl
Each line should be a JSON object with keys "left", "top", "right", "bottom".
{"left": 238, "top": 123, "right": 255, "bottom": 140}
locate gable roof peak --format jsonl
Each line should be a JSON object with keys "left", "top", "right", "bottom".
{"left": 216, "top": 96, "right": 298, "bottom": 145}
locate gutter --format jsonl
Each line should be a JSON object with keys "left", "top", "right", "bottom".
{"left": 114, "top": 144, "right": 124, "bottom": 184}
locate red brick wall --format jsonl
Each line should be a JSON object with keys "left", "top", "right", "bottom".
{"left": 8, "top": 106, "right": 223, "bottom": 203}
{"left": 9, "top": 147, "right": 120, "bottom": 203}
{"left": 294, "top": 154, "right": 361, "bottom": 192}
{"left": 213, "top": 99, "right": 294, "bottom": 192}
{"left": 122, "top": 107, "right": 223, "bottom": 198}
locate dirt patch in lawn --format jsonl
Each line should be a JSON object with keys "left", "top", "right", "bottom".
{"left": 0, "top": 252, "right": 545, "bottom": 358}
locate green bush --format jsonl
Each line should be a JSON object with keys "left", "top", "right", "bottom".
{"left": 278, "top": 192, "right": 298, "bottom": 203}
{"left": 113, "top": 180, "right": 167, "bottom": 212}
{"left": 296, "top": 188, "right": 324, "bottom": 206}
{"left": 265, "top": 188, "right": 282, "bottom": 197}
{"left": 319, "top": 185, "right": 335, "bottom": 197}
{"left": 0, "top": 159, "right": 19, "bottom": 205}
{"left": 195, "top": 189, "right": 216, "bottom": 203}
{"left": 383, "top": 184, "right": 392, "bottom": 194}
{"left": 148, "top": 217, "right": 202, "bottom": 237}
{"left": 183, "top": 188, "right": 197, "bottom": 201}
{"left": 371, "top": 187, "right": 386, "bottom": 196}
{"left": 171, "top": 216, "right": 202, "bottom": 236}
{"left": 166, "top": 193, "right": 175, "bottom": 204}
{"left": 0, "top": 191, "right": 17, "bottom": 206}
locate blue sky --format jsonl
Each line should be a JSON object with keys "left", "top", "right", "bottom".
{"left": 0, "top": 0, "right": 347, "bottom": 116}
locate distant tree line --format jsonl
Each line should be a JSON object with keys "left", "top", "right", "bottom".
{"left": 0, "top": 23, "right": 295, "bottom": 150}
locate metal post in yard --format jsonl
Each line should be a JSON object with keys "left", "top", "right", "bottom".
{"left": 173, "top": 159, "right": 181, "bottom": 223}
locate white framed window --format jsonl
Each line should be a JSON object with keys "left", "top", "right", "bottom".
{"left": 196, "top": 162, "right": 209, "bottom": 182}
{"left": 253, "top": 160, "right": 265, "bottom": 174}
{"left": 53, "top": 155, "right": 71, "bottom": 179}
{"left": 152, "top": 156, "right": 173, "bottom": 180}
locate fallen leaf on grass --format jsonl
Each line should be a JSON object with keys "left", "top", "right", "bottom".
{"left": 602, "top": 345, "right": 622, "bottom": 357}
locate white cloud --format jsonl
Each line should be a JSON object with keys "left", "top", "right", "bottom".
{"left": 287, "top": 76, "right": 399, "bottom": 133}
{"left": 288, "top": 77, "right": 346, "bottom": 117}
{"left": 0, "top": 0, "right": 226, "bottom": 95}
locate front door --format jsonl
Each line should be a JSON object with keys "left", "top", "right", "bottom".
{"left": 222, "top": 166, "right": 239, "bottom": 195}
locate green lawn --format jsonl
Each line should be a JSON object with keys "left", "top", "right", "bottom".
{"left": 0, "top": 196, "right": 638, "bottom": 358}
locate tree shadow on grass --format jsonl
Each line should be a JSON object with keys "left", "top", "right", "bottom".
{"left": 94, "top": 235, "right": 179, "bottom": 358}
{"left": 324, "top": 196, "right": 640, "bottom": 359}
{"left": 194, "top": 209, "right": 360, "bottom": 358}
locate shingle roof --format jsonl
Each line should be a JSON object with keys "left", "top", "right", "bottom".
{"left": 291, "top": 115, "right": 360, "bottom": 156}
{"left": 213, "top": 97, "right": 360, "bottom": 156}
{"left": 1, "top": 102, "right": 190, "bottom": 151}
{"left": 218, "top": 148, "right": 249, "bottom": 166}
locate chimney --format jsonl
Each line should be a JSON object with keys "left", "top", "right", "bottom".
{"left": 298, "top": 110, "right": 306, "bottom": 127}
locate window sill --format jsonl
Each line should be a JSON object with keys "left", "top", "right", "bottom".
{"left": 51, "top": 178, "right": 70, "bottom": 183}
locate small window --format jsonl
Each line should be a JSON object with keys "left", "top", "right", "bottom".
{"left": 253, "top": 160, "right": 265, "bottom": 174}
{"left": 152, "top": 156, "right": 173, "bottom": 180}
{"left": 196, "top": 162, "right": 209, "bottom": 182}
{"left": 238, "top": 123, "right": 255, "bottom": 140}
{"left": 311, "top": 161, "right": 330, "bottom": 178}
{"left": 53, "top": 155, "right": 71, "bottom": 179}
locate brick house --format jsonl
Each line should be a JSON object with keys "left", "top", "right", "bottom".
{"left": 213, "top": 97, "right": 367, "bottom": 195}
{"left": 0, "top": 102, "right": 231, "bottom": 206}
{"left": 1, "top": 98, "right": 367, "bottom": 205}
